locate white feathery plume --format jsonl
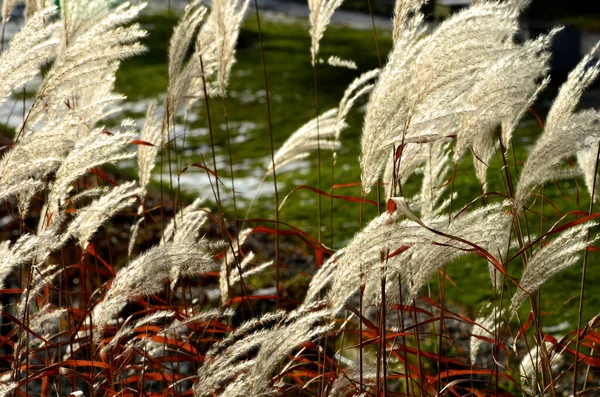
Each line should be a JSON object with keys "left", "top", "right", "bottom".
{"left": 0, "top": 235, "right": 37, "bottom": 289}
{"left": 29, "top": 2, "right": 147, "bottom": 123}
{"left": 197, "top": 311, "right": 286, "bottom": 395}
{"left": 65, "top": 181, "right": 140, "bottom": 249}
{"left": 24, "top": 304, "right": 67, "bottom": 349}
{"left": 267, "top": 108, "right": 341, "bottom": 175}
{"left": 166, "top": 0, "right": 207, "bottom": 113}
{"left": 469, "top": 304, "right": 498, "bottom": 365}
{"left": 509, "top": 223, "right": 597, "bottom": 316}
{"left": 159, "top": 308, "right": 232, "bottom": 337}
{"left": 336, "top": 68, "right": 378, "bottom": 140}
{"left": 360, "top": 0, "right": 426, "bottom": 193}
{"left": 0, "top": 214, "right": 66, "bottom": 289}
{"left": 308, "top": 0, "right": 344, "bottom": 66}
{"left": 94, "top": 239, "right": 219, "bottom": 340}
{"left": 420, "top": 139, "right": 453, "bottom": 218}
{"left": 382, "top": 141, "right": 430, "bottom": 200}
{"left": 14, "top": 265, "right": 59, "bottom": 328}
{"left": 520, "top": 341, "right": 562, "bottom": 395}
{"left": 160, "top": 197, "right": 208, "bottom": 245}
{"left": 221, "top": 309, "right": 333, "bottom": 396}
{"left": 401, "top": 4, "right": 519, "bottom": 143}
{"left": 220, "top": 228, "right": 272, "bottom": 304}
{"left": 455, "top": 31, "right": 555, "bottom": 189}
{"left": 15, "top": 181, "right": 42, "bottom": 222}
{"left": 0, "top": 7, "right": 58, "bottom": 107}
{"left": 578, "top": 145, "right": 600, "bottom": 201}
{"left": 113, "top": 309, "right": 233, "bottom": 360}
{"left": 211, "top": 0, "right": 249, "bottom": 96}
{"left": 398, "top": 202, "right": 511, "bottom": 303}
{"left": 207, "top": 310, "right": 286, "bottom": 359}
{"left": 137, "top": 104, "right": 161, "bottom": 198}
{"left": 58, "top": 0, "right": 111, "bottom": 46}
{"left": 168, "top": 0, "right": 207, "bottom": 83}
{"left": 170, "top": 0, "right": 247, "bottom": 110}
{"left": 301, "top": 248, "right": 345, "bottom": 309}
{"left": 0, "top": 115, "right": 77, "bottom": 203}
{"left": 546, "top": 41, "right": 600, "bottom": 129}
{"left": 329, "top": 207, "right": 429, "bottom": 312}
{"left": 515, "top": 42, "right": 600, "bottom": 208}
{"left": 66, "top": 186, "right": 109, "bottom": 206}
{"left": 515, "top": 109, "right": 600, "bottom": 209}
{"left": 362, "top": 2, "right": 525, "bottom": 194}
{"left": 47, "top": 124, "right": 137, "bottom": 215}
{"left": 326, "top": 55, "right": 357, "bottom": 70}
{"left": 102, "top": 310, "right": 175, "bottom": 354}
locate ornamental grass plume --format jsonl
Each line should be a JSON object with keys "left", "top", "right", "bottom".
{"left": 93, "top": 238, "right": 220, "bottom": 340}
{"left": 361, "top": 0, "right": 425, "bottom": 193}
{"left": 196, "top": 311, "right": 287, "bottom": 395}
{"left": 65, "top": 181, "right": 141, "bottom": 248}
{"left": 308, "top": 0, "right": 344, "bottom": 66}
{"left": 454, "top": 31, "right": 556, "bottom": 189}
{"left": 4, "top": 0, "right": 600, "bottom": 395}
{"left": 268, "top": 70, "right": 376, "bottom": 176}
{"left": 268, "top": 108, "right": 341, "bottom": 175}
{"left": 28, "top": 2, "right": 147, "bottom": 124}
{"left": 219, "top": 228, "right": 273, "bottom": 304}
{"left": 390, "top": 200, "right": 511, "bottom": 302}
{"left": 0, "top": 6, "right": 58, "bottom": 106}
{"left": 515, "top": 42, "right": 600, "bottom": 209}
{"left": 216, "top": 308, "right": 333, "bottom": 396}
{"left": 210, "top": 0, "right": 249, "bottom": 96}
{"left": 509, "top": 223, "right": 598, "bottom": 316}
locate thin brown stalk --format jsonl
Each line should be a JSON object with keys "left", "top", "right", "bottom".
{"left": 253, "top": 0, "right": 281, "bottom": 308}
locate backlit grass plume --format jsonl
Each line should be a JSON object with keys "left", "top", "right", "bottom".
{"left": 308, "top": 0, "right": 344, "bottom": 65}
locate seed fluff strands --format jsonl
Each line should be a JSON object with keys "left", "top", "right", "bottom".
{"left": 160, "top": 197, "right": 208, "bottom": 245}
{"left": 420, "top": 139, "right": 453, "bottom": 219}
{"left": 396, "top": 201, "right": 511, "bottom": 303}
{"left": 127, "top": 102, "right": 160, "bottom": 257}
{"left": 0, "top": 7, "right": 58, "bottom": 107}
{"left": 196, "top": 311, "right": 286, "bottom": 395}
{"left": 515, "top": 41, "right": 600, "bottom": 209}
{"left": 325, "top": 55, "right": 357, "bottom": 70}
{"left": 93, "top": 238, "right": 219, "bottom": 341}
{"left": 28, "top": 2, "right": 147, "bottom": 123}
{"left": 360, "top": 0, "right": 426, "bottom": 193}
{"left": 509, "top": 223, "right": 597, "bottom": 316}
{"left": 329, "top": 207, "right": 429, "bottom": 313}
{"left": 363, "top": 2, "right": 525, "bottom": 194}
{"left": 454, "top": 31, "right": 556, "bottom": 190}
{"left": 469, "top": 303, "right": 499, "bottom": 365}
{"left": 0, "top": 111, "right": 85, "bottom": 204}
{"left": 520, "top": 341, "right": 561, "bottom": 395}
{"left": 0, "top": 214, "right": 66, "bottom": 289}
{"left": 165, "top": 0, "right": 207, "bottom": 113}
{"left": 219, "top": 309, "right": 333, "bottom": 396}
{"left": 137, "top": 102, "right": 161, "bottom": 198}
{"left": 65, "top": 181, "right": 141, "bottom": 249}
{"left": 47, "top": 122, "right": 137, "bottom": 217}
{"left": 219, "top": 228, "right": 273, "bottom": 304}
{"left": 308, "top": 0, "right": 344, "bottom": 66}
{"left": 267, "top": 108, "right": 341, "bottom": 175}
{"left": 211, "top": 0, "right": 249, "bottom": 96}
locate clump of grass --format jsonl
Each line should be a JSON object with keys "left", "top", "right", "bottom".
{"left": 1, "top": 0, "right": 600, "bottom": 396}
